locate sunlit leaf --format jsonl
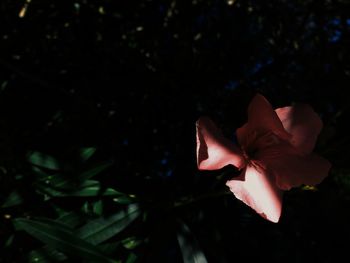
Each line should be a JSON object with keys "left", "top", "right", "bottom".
{"left": 112, "top": 195, "right": 137, "bottom": 204}
{"left": 76, "top": 204, "right": 141, "bottom": 245}
{"left": 122, "top": 236, "right": 143, "bottom": 250}
{"left": 13, "top": 218, "right": 117, "bottom": 263}
{"left": 176, "top": 220, "right": 208, "bottom": 263}
{"left": 2, "top": 190, "right": 23, "bottom": 208}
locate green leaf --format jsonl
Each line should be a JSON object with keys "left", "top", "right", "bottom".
{"left": 56, "top": 212, "right": 83, "bottom": 228}
{"left": 122, "top": 237, "right": 143, "bottom": 250}
{"left": 28, "top": 248, "right": 67, "bottom": 263}
{"left": 98, "top": 242, "right": 121, "bottom": 255}
{"left": 34, "top": 161, "right": 113, "bottom": 193}
{"left": 28, "top": 250, "right": 51, "bottom": 263}
{"left": 112, "top": 195, "right": 137, "bottom": 204}
{"left": 69, "top": 182, "right": 122, "bottom": 197}
{"left": 13, "top": 218, "right": 117, "bottom": 263}
{"left": 36, "top": 180, "right": 123, "bottom": 197}
{"left": 79, "top": 161, "right": 113, "bottom": 181}
{"left": 28, "top": 213, "right": 84, "bottom": 263}
{"left": 4, "top": 235, "right": 14, "bottom": 248}
{"left": 93, "top": 200, "right": 103, "bottom": 216}
{"left": 125, "top": 253, "right": 138, "bottom": 263}
{"left": 97, "top": 236, "right": 143, "bottom": 255}
{"left": 80, "top": 147, "right": 97, "bottom": 162}
{"left": 76, "top": 204, "right": 140, "bottom": 245}
{"left": 2, "top": 190, "right": 23, "bottom": 208}
{"left": 176, "top": 220, "right": 208, "bottom": 263}
{"left": 28, "top": 152, "right": 60, "bottom": 170}
{"left": 35, "top": 174, "right": 77, "bottom": 191}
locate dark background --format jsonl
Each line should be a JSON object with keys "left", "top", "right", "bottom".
{"left": 1, "top": 0, "right": 350, "bottom": 262}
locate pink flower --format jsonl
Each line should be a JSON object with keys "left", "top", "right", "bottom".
{"left": 196, "top": 94, "right": 331, "bottom": 223}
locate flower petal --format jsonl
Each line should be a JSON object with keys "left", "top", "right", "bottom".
{"left": 196, "top": 117, "right": 245, "bottom": 170}
{"left": 226, "top": 164, "right": 283, "bottom": 223}
{"left": 275, "top": 105, "right": 323, "bottom": 154}
{"left": 237, "top": 94, "right": 291, "bottom": 148}
{"left": 257, "top": 143, "right": 331, "bottom": 190}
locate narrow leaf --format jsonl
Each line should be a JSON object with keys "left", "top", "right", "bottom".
{"left": 5, "top": 235, "right": 14, "bottom": 248}
{"left": 28, "top": 248, "right": 67, "bottom": 263}
{"left": 76, "top": 204, "right": 140, "bottom": 245}
{"left": 177, "top": 220, "right": 208, "bottom": 263}
{"left": 13, "top": 218, "right": 117, "bottom": 263}
{"left": 36, "top": 180, "right": 122, "bottom": 197}
{"left": 79, "top": 161, "right": 113, "bottom": 181}
{"left": 125, "top": 253, "right": 138, "bottom": 263}
{"left": 80, "top": 147, "right": 97, "bottom": 162}
{"left": 56, "top": 212, "right": 83, "bottom": 228}
{"left": 28, "top": 152, "right": 60, "bottom": 170}
{"left": 98, "top": 242, "right": 121, "bottom": 255}
{"left": 122, "top": 237, "right": 143, "bottom": 250}
{"left": 2, "top": 191, "right": 23, "bottom": 208}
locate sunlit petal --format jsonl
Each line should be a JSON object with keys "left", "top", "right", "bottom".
{"left": 196, "top": 117, "right": 245, "bottom": 170}
{"left": 226, "top": 164, "right": 283, "bottom": 223}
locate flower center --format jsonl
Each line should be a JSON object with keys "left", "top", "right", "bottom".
{"left": 241, "top": 130, "right": 281, "bottom": 163}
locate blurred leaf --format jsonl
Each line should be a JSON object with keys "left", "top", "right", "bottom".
{"left": 35, "top": 180, "right": 123, "bottom": 197}
{"left": 176, "top": 220, "right": 208, "bottom": 263}
{"left": 28, "top": 248, "right": 67, "bottom": 263}
{"left": 97, "top": 236, "right": 143, "bottom": 255}
{"left": 93, "top": 200, "right": 103, "bottom": 216}
{"left": 35, "top": 173, "right": 77, "bottom": 191}
{"left": 28, "top": 250, "right": 51, "bottom": 263}
{"left": 4, "top": 234, "right": 14, "bottom": 247}
{"left": 112, "top": 195, "right": 137, "bottom": 204}
{"left": 28, "top": 152, "right": 60, "bottom": 170}
{"left": 125, "top": 253, "right": 138, "bottom": 263}
{"left": 28, "top": 213, "right": 84, "bottom": 263}
{"left": 80, "top": 147, "right": 97, "bottom": 162}
{"left": 56, "top": 212, "right": 84, "bottom": 228}
{"left": 13, "top": 218, "right": 117, "bottom": 263}
{"left": 301, "top": 185, "right": 318, "bottom": 191}
{"left": 2, "top": 190, "right": 23, "bottom": 208}
{"left": 29, "top": 217, "right": 75, "bottom": 233}
{"left": 98, "top": 242, "right": 121, "bottom": 255}
{"left": 122, "top": 236, "right": 143, "bottom": 250}
{"left": 32, "top": 166, "right": 50, "bottom": 179}
{"left": 34, "top": 161, "right": 114, "bottom": 192}
{"left": 82, "top": 201, "right": 91, "bottom": 215}
{"left": 79, "top": 161, "right": 113, "bottom": 181}
{"left": 76, "top": 204, "right": 141, "bottom": 245}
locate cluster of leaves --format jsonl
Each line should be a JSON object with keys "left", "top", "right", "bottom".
{"left": 1, "top": 147, "right": 213, "bottom": 262}
{"left": 1, "top": 148, "right": 143, "bottom": 262}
